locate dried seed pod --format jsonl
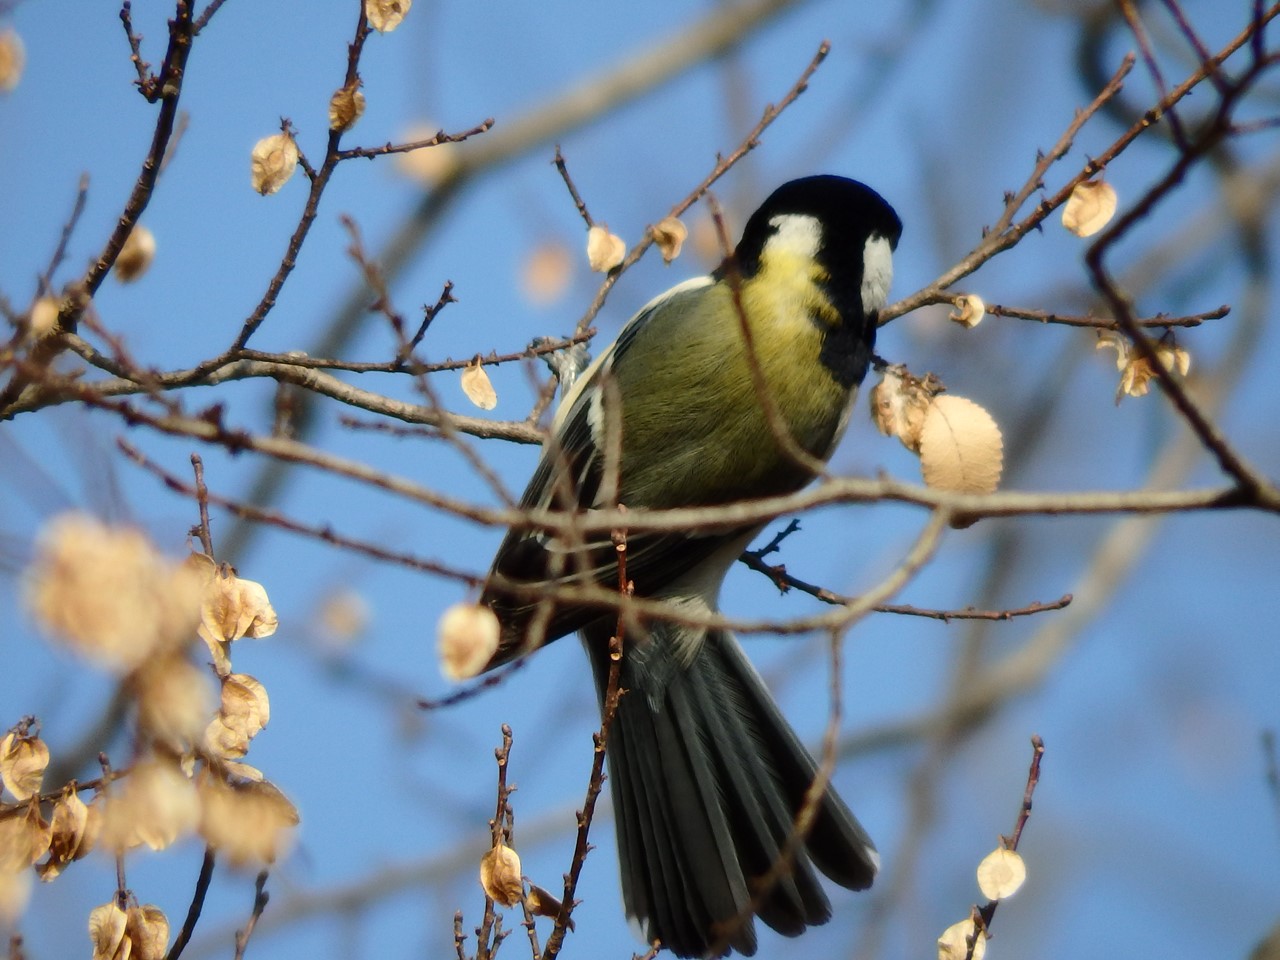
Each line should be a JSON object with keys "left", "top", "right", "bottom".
{"left": 366, "top": 0, "right": 412, "bottom": 32}
{"left": 329, "top": 81, "right": 365, "bottom": 133}
{"left": 1062, "top": 179, "right": 1117, "bottom": 237}
{"left": 918, "top": 395, "right": 1004, "bottom": 496}
{"left": 438, "top": 603, "right": 500, "bottom": 680}
{"left": 0, "top": 730, "right": 49, "bottom": 802}
{"left": 949, "top": 293, "right": 985, "bottom": 328}
{"left": 479, "top": 842, "right": 524, "bottom": 906}
{"left": 976, "top": 846, "right": 1027, "bottom": 900}
{"left": 651, "top": 216, "right": 688, "bottom": 264}
{"left": 460, "top": 360, "right": 498, "bottom": 411}
{"left": 250, "top": 132, "right": 299, "bottom": 196}
{"left": 937, "top": 918, "right": 986, "bottom": 960}
{"left": 586, "top": 224, "right": 625, "bottom": 273}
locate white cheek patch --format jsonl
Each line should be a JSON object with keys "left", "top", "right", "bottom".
{"left": 765, "top": 213, "right": 824, "bottom": 261}
{"left": 861, "top": 235, "right": 894, "bottom": 314}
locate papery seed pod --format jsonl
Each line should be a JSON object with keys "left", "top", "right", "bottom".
{"left": 976, "top": 846, "right": 1027, "bottom": 900}
{"left": 937, "top": 918, "right": 986, "bottom": 960}
{"left": 1062, "top": 179, "right": 1117, "bottom": 237}
{"left": 479, "top": 842, "right": 524, "bottom": 907}
{"left": 869, "top": 365, "right": 938, "bottom": 453}
{"left": 437, "top": 603, "right": 500, "bottom": 681}
{"left": 460, "top": 361, "right": 498, "bottom": 411}
{"left": 250, "top": 132, "right": 299, "bottom": 196}
{"left": 586, "top": 224, "right": 626, "bottom": 273}
{"left": 949, "top": 293, "right": 985, "bottom": 328}
{"left": 366, "top": 0, "right": 412, "bottom": 32}
{"left": 918, "top": 395, "right": 1004, "bottom": 496}
{"left": 329, "top": 82, "right": 365, "bottom": 133}
{"left": 28, "top": 297, "right": 60, "bottom": 340}
{"left": 651, "top": 216, "right": 688, "bottom": 264}
{"left": 114, "top": 225, "right": 156, "bottom": 283}
{"left": 0, "top": 731, "right": 49, "bottom": 801}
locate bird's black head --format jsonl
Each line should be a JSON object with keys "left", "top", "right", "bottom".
{"left": 722, "top": 175, "right": 902, "bottom": 387}
{"left": 725, "top": 174, "right": 901, "bottom": 315}
{"left": 737, "top": 171, "right": 906, "bottom": 259}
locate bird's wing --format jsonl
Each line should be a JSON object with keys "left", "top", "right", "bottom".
{"left": 481, "top": 277, "right": 750, "bottom": 664}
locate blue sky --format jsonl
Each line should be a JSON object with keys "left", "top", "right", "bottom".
{"left": 3, "top": 2, "right": 1279, "bottom": 959}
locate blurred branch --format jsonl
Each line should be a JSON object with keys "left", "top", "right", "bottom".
{"left": 35, "top": 174, "right": 89, "bottom": 298}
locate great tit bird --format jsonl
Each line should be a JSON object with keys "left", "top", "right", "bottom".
{"left": 479, "top": 175, "right": 901, "bottom": 957}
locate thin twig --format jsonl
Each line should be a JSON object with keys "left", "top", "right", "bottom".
{"left": 454, "top": 911, "right": 467, "bottom": 960}
{"left": 118, "top": 1, "right": 153, "bottom": 96}
{"left": 540, "top": 515, "right": 632, "bottom": 960}
{"left": 340, "top": 215, "right": 516, "bottom": 507}
{"left": 87, "top": 391, "right": 1274, "bottom": 543}
{"left": 1120, "top": 0, "right": 1190, "bottom": 148}
{"left": 477, "top": 725, "right": 523, "bottom": 960}
{"left": 880, "top": 14, "right": 1276, "bottom": 327}
{"left": 233, "top": 871, "right": 271, "bottom": 960}
{"left": 50, "top": 327, "right": 595, "bottom": 384}
{"left": 492, "top": 724, "right": 515, "bottom": 845}
{"left": 335, "top": 119, "right": 495, "bottom": 161}
{"left": 0, "top": 0, "right": 195, "bottom": 416}
{"left": 972, "top": 735, "right": 1046, "bottom": 941}
{"left": 740, "top": 521, "right": 1073, "bottom": 618}
{"left": 91, "top": 753, "right": 130, "bottom": 897}
{"left": 553, "top": 147, "right": 594, "bottom": 227}
{"left": 404, "top": 281, "right": 457, "bottom": 357}
{"left": 117, "top": 438, "right": 480, "bottom": 585}
{"left": 1261, "top": 730, "right": 1280, "bottom": 834}
{"left": 418, "top": 660, "right": 529, "bottom": 710}
{"left": 37, "top": 174, "right": 90, "bottom": 297}
{"left": 228, "top": 0, "right": 489, "bottom": 352}
{"left": 189, "top": 454, "right": 214, "bottom": 556}
{"left": 984, "top": 301, "right": 1229, "bottom": 330}
{"left": 1161, "top": 0, "right": 1226, "bottom": 93}
{"left": 0, "top": 768, "right": 130, "bottom": 822}
{"left": 739, "top": 544, "right": 1074, "bottom": 620}
{"left": 192, "top": 0, "right": 230, "bottom": 35}
{"left": 873, "top": 596, "right": 1074, "bottom": 622}
{"left": 164, "top": 847, "right": 216, "bottom": 960}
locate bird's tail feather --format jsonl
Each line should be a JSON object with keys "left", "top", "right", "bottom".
{"left": 587, "top": 624, "right": 877, "bottom": 959}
